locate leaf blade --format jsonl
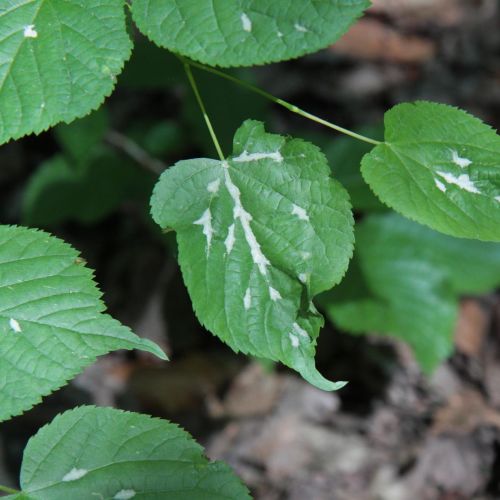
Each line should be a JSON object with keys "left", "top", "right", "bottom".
{"left": 0, "top": 226, "right": 166, "bottom": 422}
{"left": 151, "top": 120, "right": 354, "bottom": 390}
{"left": 131, "top": 0, "right": 370, "bottom": 67}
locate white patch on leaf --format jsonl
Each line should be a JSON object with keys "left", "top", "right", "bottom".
{"left": 114, "top": 490, "right": 136, "bottom": 500}
{"left": 294, "top": 23, "right": 308, "bottom": 33}
{"left": 194, "top": 208, "right": 214, "bottom": 253}
{"left": 434, "top": 179, "right": 447, "bottom": 193}
{"left": 207, "top": 179, "right": 221, "bottom": 194}
{"left": 289, "top": 333, "right": 300, "bottom": 348}
{"left": 277, "top": 31, "right": 284, "bottom": 38}
{"left": 293, "top": 322, "right": 309, "bottom": 338}
{"left": 436, "top": 171, "right": 480, "bottom": 194}
{"left": 269, "top": 287, "right": 282, "bottom": 301}
{"left": 292, "top": 204, "right": 309, "bottom": 221}
{"left": 244, "top": 288, "right": 252, "bottom": 310}
{"left": 298, "top": 273, "right": 309, "bottom": 284}
{"left": 23, "top": 25, "right": 38, "bottom": 38}
{"left": 301, "top": 251, "right": 311, "bottom": 260}
{"left": 9, "top": 318, "right": 21, "bottom": 333}
{"left": 225, "top": 223, "right": 236, "bottom": 254}
{"left": 232, "top": 150, "right": 283, "bottom": 163}
{"left": 451, "top": 150, "right": 472, "bottom": 168}
{"left": 241, "top": 13, "right": 252, "bottom": 32}
{"left": 495, "top": 196, "right": 500, "bottom": 203}
{"left": 223, "top": 164, "right": 270, "bottom": 275}
{"left": 62, "top": 468, "right": 88, "bottom": 482}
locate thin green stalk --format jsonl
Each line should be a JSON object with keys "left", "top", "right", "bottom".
{"left": 0, "top": 484, "right": 20, "bottom": 495}
{"left": 182, "top": 62, "right": 226, "bottom": 161}
{"left": 186, "top": 59, "right": 382, "bottom": 147}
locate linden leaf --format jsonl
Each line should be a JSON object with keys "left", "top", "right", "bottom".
{"left": 151, "top": 120, "right": 354, "bottom": 390}
{"left": 0, "top": 226, "right": 166, "bottom": 422}
{"left": 0, "top": 0, "right": 131, "bottom": 145}
{"left": 323, "top": 213, "right": 500, "bottom": 371}
{"left": 131, "top": 0, "right": 370, "bottom": 67}
{"left": 361, "top": 101, "right": 500, "bottom": 241}
{"left": 6, "top": 406, "right": 249, "bottom": 499}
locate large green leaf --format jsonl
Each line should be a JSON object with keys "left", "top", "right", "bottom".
{"left": 6, "top": 406, "right": 250, "bottom": 499}
{"left": 151, "top": 120, "right": 354, "bottom": 390}
{"left": 322, "top": 213, "right": 500, "bottom": 371}
{"left": 0, "top": 0, "right": 131, "bottom": 145}
{"left": 131, "top": 0, "right": 370, "bottom": 67}
{"left": 0, "top": 226, "right": 166, "bottom": 422}
{"left": 361, "top": 101, "right": 500, "bottom": 241}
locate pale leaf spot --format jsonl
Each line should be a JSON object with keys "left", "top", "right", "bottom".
{"left": 298, "top": 273, "right": 309, "bottom": 284}
{"left": 277, "top": 31, "right": 284, "bottom": 38}
{"left": 269, "top": 287, "right": 282, "bottom": 301}
{"left": 23, "top": 25, "right": 38, "bottom": 38}
{"left": 301, "top": 251, "right": 311, "bottom": 261}
{"left": 293, "top": 322, "right": 309, "bottom": 338}
{"left": 225, "top": 223, "right": 236, "bottom": 254}
{"left": 9, "top": 318, "right": 21, "bottom": 333}
{"left": 436, "top": 171, "right": 480, "bottom": 194}
{"left": 232, "top": 150, "right": 283, "bottom": 163}
{"left": 114, "top": 490, "right": 136, "bottom": 500}
{"left": 434, "top": 179, "right": 447, "bottom": 193}
{"left": 289, "top": 333, "right": 300, "bottom": 348}
{"left": 244, "top": 288, "right": 252, "bottom": 310}
{"left": 451, "top": 150, "right": 472, "bottom": 168}
{"left": 224, "top": 169, "right": 270, "bottom": 275}
{"left": 495, "top": 196, "right": 500, "bottom": 203}
{"left": 294, "top": 23, "right": 308, "bottom": 33}
{"left": 292, "top": 204, "right": 309, "bottom": 221}
{"left": 207, "top": 179, "right": 221, "bottom": 194}
{"left": 241, "top": 13, "right": 252, "bottom": 32}
{"left": 62, "top": 468, "right": 88, "bottom": 482}
{"left": 194, "top": 209, "right": 214, "bottom": 253}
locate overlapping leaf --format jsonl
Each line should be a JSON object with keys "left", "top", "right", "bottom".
{"left": 151, "top": 120, "right": 354, "bottom": 390}
{"left": 361, "top": 101, "right": 500, "bottom": 241}
{"left": 0, "top": 0, "right": 131, "bottom": 145}
{"left": 0, "top": 226, "right": 166, "bottom": 421}
{"left": 6, "top": 406, "right": 249, "bottom": 499}
{"left": 131, "top": 0, "right": 370, "bottom": 67}
{"left": 322, "top": 213, "right": 500, "bottom": 371}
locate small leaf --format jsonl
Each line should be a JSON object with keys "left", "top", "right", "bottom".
{"left": 22, "top": 150, "right": 155, "bottom": 227}
{"left": 131, "top": 0, "right": 370, "bottom": 67}
{"left": 0, "top": 0, "right": 131, "bottom": 145}
{"left": 0, "top": 226, "right": 166, "bottom": 422}
{"left": 322, "top": 213, "right": 500, "bottom": 371}
{"left": 8, "top": 406, "right": 250, "bottom": 499}
{"left": 151, "top": 120, "right": 354, "bottom": 390}
{"left": 361, "top": 101, "right": 500, "bottom": 241}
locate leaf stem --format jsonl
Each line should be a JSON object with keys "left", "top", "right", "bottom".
{"left": 185, "top": 59, "right": 382, "bottom": 147}
{"left": 182, "top": 60, "right": 226, "bottom": 161}
{"left": 0, "top": 484, "right": 20, "bottom": 495}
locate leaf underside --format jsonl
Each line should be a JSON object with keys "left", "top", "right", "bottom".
{"left": 0, "top": 226, "right": 166, "bottom": 422}
{"left": 7, "top": 406, "right": 249, "bottom": 499}
{"left": 151, "top": 120, "right": 355, "bottom": 390}
{"left": 131, "top": 0, "right": 370, "bottom": 67}
{"left": 323, "top": 213, "right": 500, "bottom": 371}
{"left": 361, "top": 101, "right": 500, "bottom": 241}
{"left": 0, "top": 0, "right": 131, "bottom": 145}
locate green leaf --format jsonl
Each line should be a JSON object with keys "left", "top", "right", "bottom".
{"left": 322, "top": 213, "right": 500, "bottom": 371}
{"left": 361, "top": 101, "right": 500, "bottom": 241}
{"left": 0, "top": 226, "right": 166, "bottom": 422}
{"left": 131, "top": 0, "right": 370, "bottom": 67}
{"left": 0, "top": 0, "right": 131, "bottom": 145}
{"left": 7, "top": 406, "right": 250, "bottom": 500}
{"left": 54, "top": 108, "right": 109, "bottom": 162}
{"left": 151, "top": 120, "right": 354, "bottom": 390}
{"left": 22, "top": 150, "right": 155, "bottom": 227}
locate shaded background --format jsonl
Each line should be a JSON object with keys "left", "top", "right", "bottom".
{"left": 1, "top": 0, "right": 500, "bottom": 498}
